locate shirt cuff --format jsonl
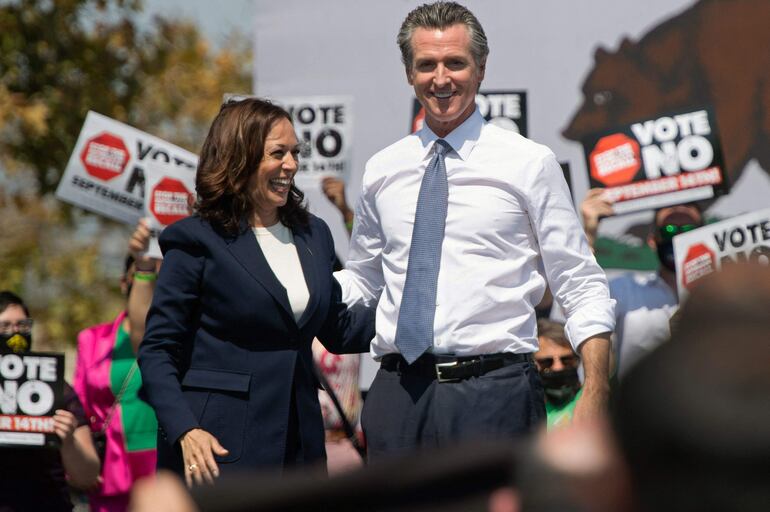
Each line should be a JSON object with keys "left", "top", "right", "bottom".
{"left": 564, "top": 298, "right": 616, "bottom": 352}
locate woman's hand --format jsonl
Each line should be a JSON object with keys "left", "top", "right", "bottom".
{"left": 179, "top": 428, "right": 229, "bottom": 488}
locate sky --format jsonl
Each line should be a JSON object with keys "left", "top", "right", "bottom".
{"left": 139, "top": 0, "right": 254, "bottom": 48}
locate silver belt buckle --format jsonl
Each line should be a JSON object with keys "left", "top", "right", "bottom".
{"left": 435, "top": 361, "right": 459, "bottom": 383}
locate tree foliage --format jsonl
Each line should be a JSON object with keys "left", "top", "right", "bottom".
{"left": 0, "top": 0, "right": 251, "bottom": 350}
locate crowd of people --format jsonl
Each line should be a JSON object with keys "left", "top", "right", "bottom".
{"left": 2, "top": 2, "right": 768, "bottom": 511}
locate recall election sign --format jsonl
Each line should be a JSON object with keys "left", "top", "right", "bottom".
{"left": 275, "top": 95, "right": 353, "bottom": 188}
{"left": 0, "top": 352, "right": 65, "bottom": 448}
{"left": 581, "top": 107, "right": 728, "bottom": 215}
{"left": 673, "top": 208, "right": 770, "bottom": 301}
{"left": 143, "top": 159, "right": 196, "bottom": 259}
{"left": 56, "top": 111, "right": 198, "bottom": 225}
{"left": 411, "top": 90, "right": 528, "bottom": 136}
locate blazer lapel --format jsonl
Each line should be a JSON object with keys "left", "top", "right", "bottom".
{"left": 226, "top": 225, "right": 293, "bottom": 320}
{"left": 293, "top": 229, "right": 319, "bottom": 329}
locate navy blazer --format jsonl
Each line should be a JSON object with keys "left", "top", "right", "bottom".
{"left": 138, "top": 214, "right": 373, "bottom": 475}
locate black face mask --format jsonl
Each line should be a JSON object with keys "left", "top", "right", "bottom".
{"left": 0, "top": 332, "right": 32, "bottom": 353}
{"left": 656, "top": 239, "right": 676, "bottom": 272}
{"left": 540, "top": 367, "right": 581, "bottom": 407}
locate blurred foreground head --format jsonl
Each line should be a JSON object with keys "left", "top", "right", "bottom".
{"left": 613, "top": 262, "right": 770, "bottom": 512}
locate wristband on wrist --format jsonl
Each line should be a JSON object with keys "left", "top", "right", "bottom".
{"left": 133, "top": 271, "right": 157, "bottom": 282}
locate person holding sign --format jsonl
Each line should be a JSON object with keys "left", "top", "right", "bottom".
{"left": 335, "top": 1, "right": 614, "bottom": 460}
{"left": 73, "top": 220, "right": 159, "bottom": 512}
{"left": 138, "top": 97, "right": 374, "bottom": 486}
{"left": 0, "top": 291, "right": 101, "bottom": 511}
{"left": 580, "top": 192, "right": 703, "bottom": 377}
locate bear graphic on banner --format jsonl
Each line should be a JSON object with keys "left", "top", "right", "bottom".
{"left": 562, "top": 0, "right": 770, "bottom": 185}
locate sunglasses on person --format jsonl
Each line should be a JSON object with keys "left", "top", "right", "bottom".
{"left": 535, "top": 354, "right": 580, "bottom": 370}
{"left": 0, "top": 319, "right": 34, "bottom": 335}
{"left": 658, "top": 223, "right": 698, "bottom": 241}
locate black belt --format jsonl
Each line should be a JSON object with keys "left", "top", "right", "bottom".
{"left": 381, "top": 352, "right": 533, "bottom": 383}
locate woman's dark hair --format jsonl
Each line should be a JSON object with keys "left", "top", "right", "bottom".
{"left": 195, "top": 97, "right": 309, "bottom": 235}
{"left": 0, "top": 291, "right": 29, "bottom": 317}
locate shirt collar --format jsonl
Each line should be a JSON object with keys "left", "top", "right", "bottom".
{"left": 417, "top": 107, "right": 484, "bottom": 161}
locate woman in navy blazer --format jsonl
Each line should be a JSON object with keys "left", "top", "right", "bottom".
{"left": 138, "top": 98, "right": 373, "bottom": 486}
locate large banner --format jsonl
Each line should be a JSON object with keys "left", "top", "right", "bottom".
{"left": 56, "top": 111, "right": 198, "bottom": 225}
{"left": 0, "top": 352, "right": 65, "bottom": 448}
{"left": 582, "top": 107, "right": 728, "bottom": 214}
{"left": 673, "top": 208, "right": 770, "bottom": 300}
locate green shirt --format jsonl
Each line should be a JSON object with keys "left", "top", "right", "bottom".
{"left": 545, "top": 388, "right": 582, "bottom": 430}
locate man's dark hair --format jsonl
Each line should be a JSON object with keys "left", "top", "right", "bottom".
{"left": 0, "top": 291, "right": 30, "bottom": 317}
{"left": 397, "top": 2, "right": 489, "bottom": 74}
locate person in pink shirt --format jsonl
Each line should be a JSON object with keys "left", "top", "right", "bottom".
{"left": 74, "top": 220, "right": 159, "bottom": 512}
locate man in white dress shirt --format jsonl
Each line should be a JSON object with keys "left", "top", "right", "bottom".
{"left": 335, "top": 1, "right": 615, "bottom": 459}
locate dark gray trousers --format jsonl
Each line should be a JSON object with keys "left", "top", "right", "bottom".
{"left": 361, "top": 357, "right": 546, "bottom": 461}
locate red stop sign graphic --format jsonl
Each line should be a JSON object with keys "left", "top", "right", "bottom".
{"left": 682, "top": 243, "right": 716, "bottom": 290}
{"left": 150, "top": 177, "right": 192, "bottom": 226}
{"left": 589, "top": 133, "right": 641, "bottom": 186}
{"left": 79, "top": 132, "right": 129, "bottom": 181}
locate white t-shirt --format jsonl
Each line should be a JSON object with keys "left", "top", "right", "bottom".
{"left": 253, "top": 222, "right": 309, "bottom": 322}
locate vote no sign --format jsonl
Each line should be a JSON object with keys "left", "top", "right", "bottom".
{"left": 0, "top": 352, "right": 65, "bottom": 448}
{"left": 673, "top": 208, "right": 770, "bottom": 301}
{"left": 582, "top": 107, "right": 728, "bottom": 214}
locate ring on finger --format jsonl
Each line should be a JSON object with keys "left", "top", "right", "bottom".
{"left": 188, "top": 463, "right": 198, "bottom": 471}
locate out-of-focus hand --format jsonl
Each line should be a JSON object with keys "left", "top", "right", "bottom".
{"left": 179, "top": 428, "right": 229, "bottom": 488}
{"left": 130, "top": 471, "right": 198, "bottom": 512}
{"left": 321, "top": 177, "right": 349, "bottom": 214}
{"left": 580, "top": 189, "right": 614, "bottom": 248}
{"left": 53, "top": 409, "right": 78, "bottom": 445}
{"left": 129, "top": 218, "right": 159, "bottom": 272}
{"left": 322, "top": 177, "right": 354, "bottom": 232}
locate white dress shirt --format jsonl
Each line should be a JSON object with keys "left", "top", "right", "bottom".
{"left": 336, "top": 108, "right": 614, "bottom": 358}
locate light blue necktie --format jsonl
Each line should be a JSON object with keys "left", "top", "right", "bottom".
{"left": 394, "top": 139, "right": 451, "bottom": 364}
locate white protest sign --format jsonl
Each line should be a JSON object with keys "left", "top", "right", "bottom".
{"left": 56, "top": 111, "right": 198, "bottom": 225}
{"left": 0, "top": 352, "right": 64, "bottom": 448}
{"left": 673, "top": 208, "right": 770, "bottom": 301}
{"left": 271, "top": 95, "right": 354, "bottom": 188}
{"left": 143, "top": 160, "right": 197, "bottom": 259}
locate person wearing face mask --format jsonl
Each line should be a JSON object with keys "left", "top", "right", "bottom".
{"left": 0, "top": 291, "right": 101, "bottom": 511}
{"left": 581, "top": 190, "right": 703, "bottom": 377}
{"left": 535, "top": 319, "right": 582, "bottom": 429}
